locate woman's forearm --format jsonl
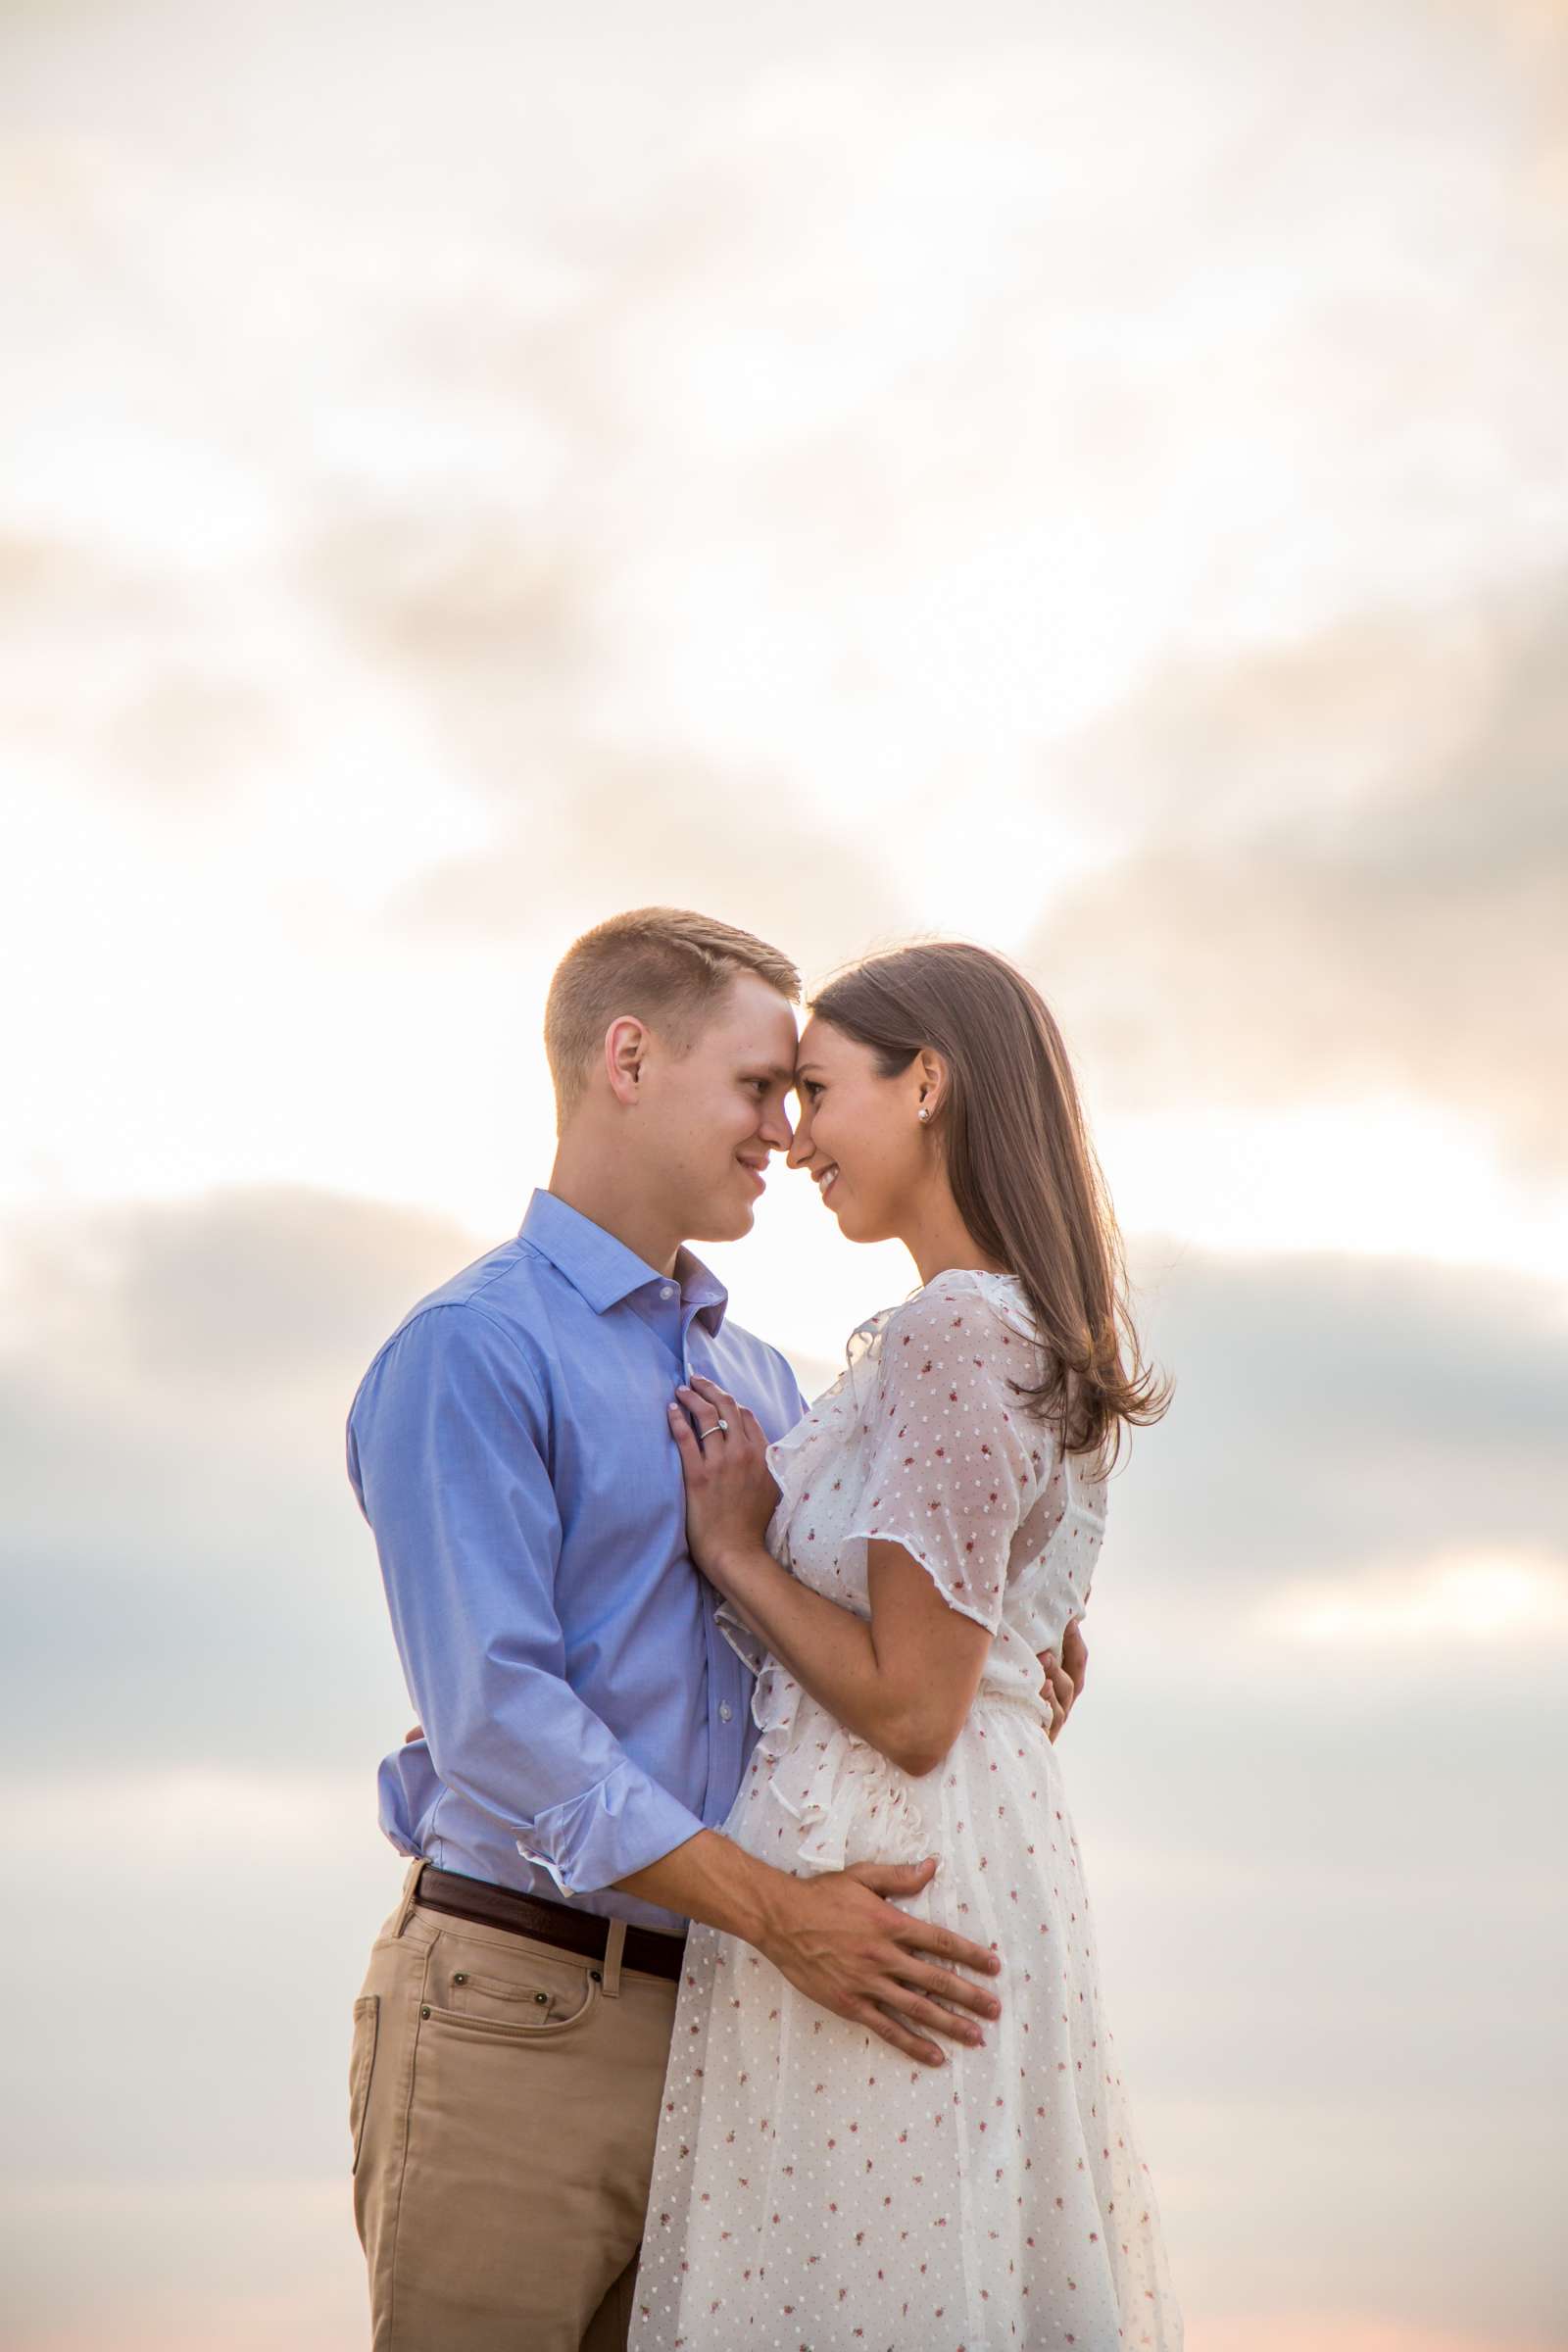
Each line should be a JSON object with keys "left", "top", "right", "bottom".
{"left": 712, "top": 1542, "right": 922, "bottom": 1771}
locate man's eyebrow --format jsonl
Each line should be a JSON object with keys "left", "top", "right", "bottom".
{"left": 744, "top": 1061, "right": 799, "bottom": 1085}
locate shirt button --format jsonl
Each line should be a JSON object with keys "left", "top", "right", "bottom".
{"left": 718, "top": 1701, "right": 733, "bottom": 1722}
{"left": 660, "top": 1285, "right": 675, "bottom": 1300}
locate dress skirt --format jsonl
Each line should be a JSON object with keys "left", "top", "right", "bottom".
{"left": 628, "top": 1687, "right": 1184, "bottom": 2352}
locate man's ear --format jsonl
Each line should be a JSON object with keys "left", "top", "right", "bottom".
{"left": 604, "top": 1015, "right": 651, "bottom": 1108}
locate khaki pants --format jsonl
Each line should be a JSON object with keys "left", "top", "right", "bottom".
{"left": 350, "top": 1859, "right": 681, "bottom": 2352}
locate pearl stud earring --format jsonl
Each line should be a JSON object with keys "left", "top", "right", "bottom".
{"left": 918, "top": 1105, "right": 931, "bottom": 1122}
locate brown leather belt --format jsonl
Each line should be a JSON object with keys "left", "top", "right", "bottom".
{"left": 415, "top": 1865, "right": 687, "bottom": 1984}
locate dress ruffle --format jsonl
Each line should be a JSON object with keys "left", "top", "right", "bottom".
{"left": 715, "top": 1594, "right": 929, "bottom": 1872}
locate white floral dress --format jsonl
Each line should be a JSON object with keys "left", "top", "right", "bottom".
{"left": 629, "top": 1268, "right": 1184, "bottom": 2352}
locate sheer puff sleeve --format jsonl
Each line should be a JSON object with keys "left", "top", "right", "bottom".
{"left": 841, "top": 1273, "right": 1041, "bottom": 1637}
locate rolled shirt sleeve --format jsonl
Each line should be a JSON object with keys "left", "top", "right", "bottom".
{"left": 348, "top": 1300, "right": 705, "bottom": 1895}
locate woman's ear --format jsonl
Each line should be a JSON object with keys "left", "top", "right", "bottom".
{"left": 915, "top": 1047, "right": 949, "bottom": 1119}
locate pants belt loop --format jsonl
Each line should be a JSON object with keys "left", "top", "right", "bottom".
{"left": 392, "top": 1855, "right": 428, "bottom": 1938}
{"left": 601, "top": 1917, "right": 625, "bottom": 2000}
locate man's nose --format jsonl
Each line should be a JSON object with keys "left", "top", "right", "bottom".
{"left": 760, "top": 1102, "right": 796, "bottom": 1153}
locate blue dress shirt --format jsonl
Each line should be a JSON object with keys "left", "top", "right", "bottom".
{"left": 346, "top": 1189, "right": 808, "bottom": 1934}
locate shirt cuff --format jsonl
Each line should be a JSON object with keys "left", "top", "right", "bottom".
{"left": 513, "top": 1760, "right": 706, "bottom": 1897}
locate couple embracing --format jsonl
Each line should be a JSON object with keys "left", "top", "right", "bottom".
{"left": 345, "top": 907, "right": 1185, "bottom": 2351}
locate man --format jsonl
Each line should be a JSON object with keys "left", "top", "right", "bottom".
{"left": 345, "top": 907, "right": 1087, "bottom": 2351}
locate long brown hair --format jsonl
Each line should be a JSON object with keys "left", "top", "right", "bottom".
{"left": 810, "top": 940, "right": 1171, "bottom": 1474}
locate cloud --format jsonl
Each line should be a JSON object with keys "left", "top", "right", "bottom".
{"left": 0, "top": 1187, "right": 482, "bottom": 1776}
{"left": 9, "top": 0, "right": 1568, "bottom": 990}
{"left": 301, "top": 496, "right": 598, "bottom": 701}
{"left": 1108, "top": 1236, "right": 1568, "bottom": 1608}
{"left": 3, "top": 1183, "right": 478, "bottom": 1404}
{"left": 5, "top": 2180, "right": 369, "bottom": 2352}
{"left": 1027, "top": 575, "right": 1568, "bottom": 1176}
{"left": 1, "top": 1758, "right": 390, "bottom": 2351}
{"left": 0, "top": 524, "right": 267, "bottom": 813}
{"left": 4, "top": 11, "right": 1567, "bottom": 2337}
{"left": 0, "top": 1002, "right": 1560, "bottom": 2341}
{"left": 1194, "top": 2323, "right": 1559, "bottom": 2352}
{"left": 5, "top": 1187, "right": 1565, "bottom": 1793}
{"left": 1251, "top": 1546, "right": 1568, "bottom": 1649}
{"left": 377, "top": 750, "right": 915, "bottom": 995}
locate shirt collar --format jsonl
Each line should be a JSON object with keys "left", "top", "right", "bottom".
{"left": 669, "top": 1244, "right": 729, "bottom": 1337}
{"left": 519, "top": 1189, "right": 729, "bottom": 1337}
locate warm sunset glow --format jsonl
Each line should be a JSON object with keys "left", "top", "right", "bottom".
{"left": 4, "top": 2, "right": 1564, "bottom": 2348}
{"left": 1255, "top": 1549, "right": 1568, "bottom": 1647}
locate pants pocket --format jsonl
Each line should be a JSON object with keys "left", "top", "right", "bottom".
{"left": 444, "top": 1961, "right": 599, "bottom": 2033}
{"left": 425, "top": 1927, "right": 604, "bottom": 2035}
{"left": 420, "top": 1972, "right": 602, "bottom": 2044}
{"left": 349, "top": 1993, "right": 379, "bottom": 2175}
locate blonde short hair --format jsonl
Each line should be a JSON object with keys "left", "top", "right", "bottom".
{"left": 545, "top": 906, "right": 801, "bottom": 1125}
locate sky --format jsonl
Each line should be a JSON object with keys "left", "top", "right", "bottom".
{"left": 3, "top": 1, "right": 1566, "bottom": 2347}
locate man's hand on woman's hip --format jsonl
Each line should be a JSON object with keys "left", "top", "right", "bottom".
{"left": 755, "top": 1853, "right": 1004, "bottom": 2069}
{"left": 619, "top": 1830, "right": 1003, "bottom": 2070}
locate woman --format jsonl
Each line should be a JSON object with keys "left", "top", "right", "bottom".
{"left": 629, "top": 942, "right": 1184, "bottom": 2352}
